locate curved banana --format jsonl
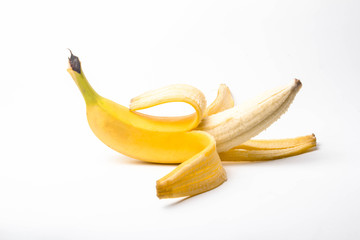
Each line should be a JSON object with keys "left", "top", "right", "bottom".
{"left": 68, "top": 52, "right": 226, "bottom": 198}
{"left": 67, "top": 51, "right": 315, "bottom": 199}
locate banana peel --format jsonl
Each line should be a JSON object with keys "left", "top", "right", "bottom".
{"left": 67, "top": 51, "right": 316, "bottom": 199}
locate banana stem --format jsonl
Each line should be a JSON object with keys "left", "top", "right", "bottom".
{"left": 67, "top": 50, "right": 99, "bottom": 104}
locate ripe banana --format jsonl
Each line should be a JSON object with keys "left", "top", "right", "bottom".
{"left": 67, "top": 51, "right": 316, "bottom": 199}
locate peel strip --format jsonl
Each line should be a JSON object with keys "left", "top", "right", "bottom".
{"left": 220, "top": 138, "right": 316, "bottom": 161}
{"left": 130, "top": 84, "right": 207, "bottom": 131}
{"left": 237, "top": 134, "right": 316, "bottom": 150}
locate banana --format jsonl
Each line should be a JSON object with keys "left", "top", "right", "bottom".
{"left": 67, "top": 51, "right": 316, "bottom": 199}
{"left": 68, "top": 52, "right": 227, "bottom": 198}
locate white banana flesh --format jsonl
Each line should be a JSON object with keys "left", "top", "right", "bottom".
{"left": 197, "top": 79, "right": 302, "bottom": 152}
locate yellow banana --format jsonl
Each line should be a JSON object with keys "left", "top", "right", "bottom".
{"left": 67, "top": 51, "right": 316, "bottom": 199}
{"left": 68, "top": 52, "right": 227, "bottom": 198}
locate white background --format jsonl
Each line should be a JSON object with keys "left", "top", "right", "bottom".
{"left": 1, "top": 0, "right": 359, "bottom": 239}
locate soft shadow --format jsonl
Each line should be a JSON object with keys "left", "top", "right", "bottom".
{"left": 221, "top": 158, "right": 286, "bottom": 167}
{"left": 111, "top": 155, "right": 179, "bottom": 166}
{"left": 163, "top": 196, "right": 194, "bottom": 207}
{"left": 310, "top": 144, "right": 320, "bottom": 151}
{"left": 163, "top": 184, "right": 225, "bottom": 208}
{"left": 221, "top": 161, "right": 259, "bottom": 166}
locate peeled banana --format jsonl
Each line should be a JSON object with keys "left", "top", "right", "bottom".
{"left": 67, "top": 51, "right": 316, "bottom": 199}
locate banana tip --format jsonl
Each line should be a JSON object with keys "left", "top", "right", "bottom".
{"left": 312, "top": 133, "right": 317, "bottom": 143}
{"left": 295, "top": 78, "right": 302, "bottom": 87}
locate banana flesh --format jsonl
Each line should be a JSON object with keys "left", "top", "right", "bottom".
{"left": 67, "top": 52, "right": 316, "bottom": 199}
{"left": 197, "top": 80, "right": 302, "bottom": 152}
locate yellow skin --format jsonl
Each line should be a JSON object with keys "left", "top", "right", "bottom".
{"left": 67, "top": 53, "right": 316, "bottom": 199}
{"left": 68, "top": 69, "right": 214, "bottom": 164}
{"left": 68, "top": 62, "right": 227, "bottom": 198}
{"left": 221, "top": 134, "right": 316, "bottom": 161}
